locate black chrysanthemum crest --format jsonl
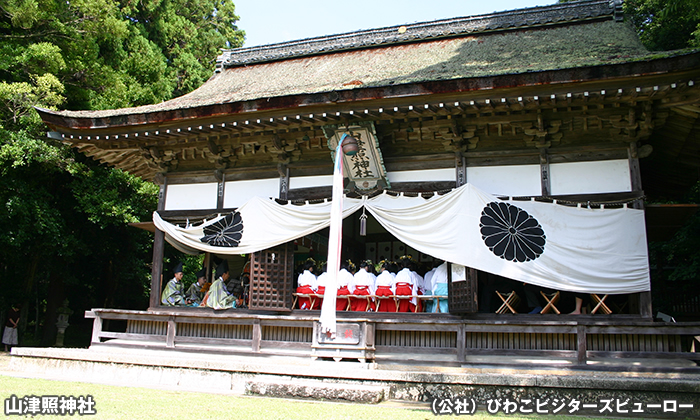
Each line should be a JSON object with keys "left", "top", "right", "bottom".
{"left": 200, "top": 211, "right": 243, "bottom": 247}
{"left": 480, "top": 202, "right": 545, "bottom": 263}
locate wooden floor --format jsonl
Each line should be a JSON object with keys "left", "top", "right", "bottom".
{"left": 86, "top": 308, "right": 700, "bottom": 371}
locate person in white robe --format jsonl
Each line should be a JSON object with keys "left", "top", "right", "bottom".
{"left": 422, "top": 265, "right": 437, "bottom": 312}
{"left": 296, "top": 259, "right": 317, "bottom": 310}
{"left": 335, "top": 261, "right": 354, "bottom": 311}
{"left": 431, "top": 261, "right": 449, "bottom": 313}
{"left": 395, "top": 257, "right": 417, "bottom": 312}
{"left": 350, "top": 260, "right": 375, "bottom": 311}
{"left": 374, "top": 261, "right": 396, "bottom": 312}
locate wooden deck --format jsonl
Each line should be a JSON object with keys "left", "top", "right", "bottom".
{"left": 86, "top": 308, "right": 700, "bottom": 370}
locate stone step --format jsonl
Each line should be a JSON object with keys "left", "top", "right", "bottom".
{"left": 246, "top": 378, "right": 388, "bottom": 403}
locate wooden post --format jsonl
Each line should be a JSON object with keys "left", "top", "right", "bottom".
{"left": 252, "top": 320, "right": 261, "bottom": 353}
{"left": 149, "top": 178, "right": 167, "bottom": 309}
{"left": 576, "top": 324, "right": 587, "bottom": 365}
{"left": 166, "top": 315, "right": 176, "bottom": 348}
{"left": 278, "top": 164, "right": 289, "bottom": 200}
{"left": 629, "top": 142, "right": 652, "bottom": 318}
{"left": 639, "top": 291, "right": 653, "bottom": 319}
{"left": 149, "top": 229, "right": 165, "bottom": 309}
{"left": 216, "top": 170, "right": 225, "bottom": 210}
{"left": 457, "top": 324, "right": 466, "bottom": 363}
{"left": 539, "top": 148, "right": 551, "bottom": 196}
{"left": 628, "top": 142, "right": 643, "bottom": 208}
{"left": 455, "top": 152, "right": 466, "bottom": 187}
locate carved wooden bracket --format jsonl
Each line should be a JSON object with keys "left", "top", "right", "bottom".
{"left": 606, "top": 110, "right": 653, "bottom": 142}
{"left": 516, "top": 116, "right": 562, "bottom": 148}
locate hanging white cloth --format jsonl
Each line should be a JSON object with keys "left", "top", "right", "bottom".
{"left": 153, "top": 183, "right": 650, "bottom": 294}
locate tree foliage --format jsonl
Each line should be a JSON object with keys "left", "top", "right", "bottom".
{"left": 0, "top": 0, "right": 244, "bottom": 345}
{"left": 558, "top": 0, "right": 700, "bottom": 51}
{"left": 623, "top": 0, "right": 700, "bottom": 51}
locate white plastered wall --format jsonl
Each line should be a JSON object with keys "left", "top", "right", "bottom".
{"left": 550, "top": 159, "right": 631, "bottom": 195}
{"left": 164, "top": 160, "right": 632, "bottom": 210}
{"left": 467, "top": 165, "right": 541, "bottom": 197}
{"left": 387, "top": 168, "right": 455, "bottom": 183}
{"left": 164, "top": 183, "right": 218, "bottom": 210}
{"left": 223, "top": 178, "right": 279, "bottom": 208}
{"left": 289, "top": 175, "right": 334, "bottom": 189}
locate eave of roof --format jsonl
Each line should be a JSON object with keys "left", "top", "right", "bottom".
{"left": 36, "top": 50, "right": 700, "bottom": 132}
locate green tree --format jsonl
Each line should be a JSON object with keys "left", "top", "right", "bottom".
{"left": 0, "top": 0, "right": 244, "bottom": 345}
{"left": 559, "top": 0, "right": 700, "bottom": 51}
{"left": 623, "top": 0, "right": 700, "bottom": 51}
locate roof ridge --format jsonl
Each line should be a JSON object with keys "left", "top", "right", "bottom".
{"left": 217, "top": 0, "right": 621, "bottom": 69}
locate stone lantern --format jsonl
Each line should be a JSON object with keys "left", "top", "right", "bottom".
{"left": 55, "top": 299, "right": 73, "bottom": 347}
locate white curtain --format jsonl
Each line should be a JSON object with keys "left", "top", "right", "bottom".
{"left": 153, "top": 183, "right": 650, "bottom": 294}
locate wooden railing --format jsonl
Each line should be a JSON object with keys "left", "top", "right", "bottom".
{"left": 85, "top": 308, "right": 700, "bottom": 368}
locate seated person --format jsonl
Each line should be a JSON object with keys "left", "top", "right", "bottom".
{"left": 161, "top": 262, "right": 186, "bottom": 306}
{"left": 410, "top": 261, "right": 424, "bottom": 312}
{"left": 204, "top": 260, "right": 236, "bottom": 310}
{"left": 374, "top": 260, "right": 396, "bottom": 312}
{"left": 296, "top": 259, "right": 317, "bottom": 310}
{"left": 350, "top": 260, "right": 375, "bottom": 311}
{"left": 314, "top": 263, "right": 328, "bottom": 310}
{"left": 231, "top": 285, "right": 247, "bottom": 308}
{"left": 186, "top": 267, "right": 208, "bottom": 305}
{"left": 431, "top": 261, "right": 449, "bottom": 313}
{"left": 336, "top": 260, "right": 354, "bottom": 311}
{"left": 395, "top": 256, "right": 417, "bottom": 312}
{"left": 422, "top": 263, "right": 437, "bottom": 313}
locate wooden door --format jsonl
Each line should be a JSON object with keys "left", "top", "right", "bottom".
{"left": 447, "top": 264, "right": 479, "bottom": 313}
{"left": 248, "top": 242, "right": 294, "bottom": 311}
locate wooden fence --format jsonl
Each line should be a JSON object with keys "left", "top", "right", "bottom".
{"left": 86, "top": 308, "right": 700, "bottom": 367}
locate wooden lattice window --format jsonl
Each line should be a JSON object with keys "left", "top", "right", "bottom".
{"left": 249, "top": 242, "right": 294, "bottom": 311}
{"left": 447, "top": 264, "right": 478, "bottom": 313}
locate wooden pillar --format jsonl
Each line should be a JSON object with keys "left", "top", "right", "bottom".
{"left": 252, "top": 320, "right": 261, "bottom": 353}
{"left": 539, "top": 148, "right": 551, "bottom": 196}
{"left": 166, "top": 315, "right": 176, "bottom": 348}
{"left": 149, "top": 177, "right": 167, "bottom": 309}
{"left": 629, "top": 142, "right": 652, "bottom": 318}
{"left": 149, "top": 230, "right": 165, "bottom": 309}
{"left": 455, "top": 152, "right": 466, "bottom": 187}
{"left": 576, "top": 324, "right": 587, "bottom": 365}
{"left": 278, "top": 164, "right": 289, "bottom": 200}
{"left": 628, "top": 142, "right": 643, "bottom": 207}
{"left": 216, "top": 170, "right": 225, "bottom": 210}
{"left": 457, "top": 324, "right": 466, "bottom": 363}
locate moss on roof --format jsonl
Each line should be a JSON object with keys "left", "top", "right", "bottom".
{"left": 51, "top": 19, "right": 657, "bottom": 120}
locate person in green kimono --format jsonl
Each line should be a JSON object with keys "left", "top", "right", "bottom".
{"left": 204, "top": 260, "right": 236, "bottom": 310}
{"left": 161, "top": 262, "right": 186, "bottom": 306}
{"left": 186, "top": 267, "right": 208, "bottom": 305}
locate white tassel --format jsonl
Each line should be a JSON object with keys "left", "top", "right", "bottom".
{"left": 359, "top": 207, "right": 367, "bottom": 236}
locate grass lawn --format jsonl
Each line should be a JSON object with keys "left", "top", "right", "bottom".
{"left": 0, "top": 373, "right": 603, "bottom": 420}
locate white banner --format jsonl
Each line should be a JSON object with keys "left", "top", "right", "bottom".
{"left": 153, "top": 183, "right": 650, "bottom": 294}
